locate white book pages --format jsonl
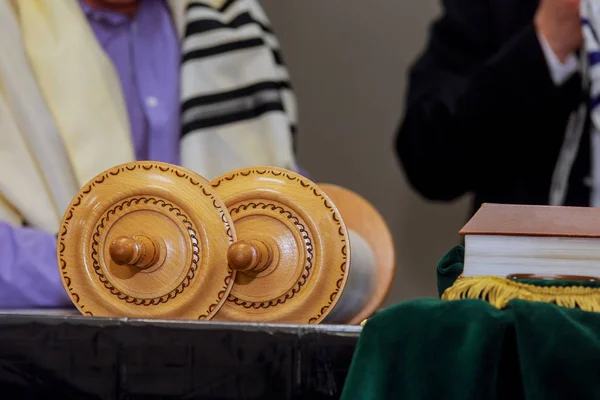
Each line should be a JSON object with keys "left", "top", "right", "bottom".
{"left": 463, "top": 234, "right": 600, "bottom": 278}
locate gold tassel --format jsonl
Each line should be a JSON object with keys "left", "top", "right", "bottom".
{"left": 442, "top": 276, "right": 600, "bottom": 312}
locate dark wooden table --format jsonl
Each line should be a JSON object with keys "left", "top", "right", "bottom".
{"left": 0, "top": 311, "right": 361, "bottom": 399}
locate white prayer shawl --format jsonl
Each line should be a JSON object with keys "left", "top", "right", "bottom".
{"left": 582, "top": 0, "right": 600, "bottom": 206}
{"left": 549, "top": 1, "right": 600, "bottom": 206}
{"left": 0, "top": 0, "right": 298, "bottom": 234}
{"left": 180, "top": 0, "right": 298, "bottom": 178}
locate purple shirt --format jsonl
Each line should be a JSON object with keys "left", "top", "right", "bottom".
{"left": 0, "top": 0, "right": 181, "bottom": 308}
{"left": 80, "top": 0, "right": 181, "bottom": 164}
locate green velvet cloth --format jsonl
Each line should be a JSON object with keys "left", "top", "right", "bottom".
{"left": 341, "top": 298, "right": 600, "bottom": 400}
{"left": 342, "top": 246, "right": 600, "bottom": 399}
{"left": 436, "top": 245, "right": 465, "bottom": 297}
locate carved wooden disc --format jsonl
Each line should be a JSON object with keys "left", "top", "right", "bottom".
{"left": 57, "top": 161, "right": 236, "bottom": 320}
{"left": 210, "top": 167, "right": 350, "bottom": 324}
{"left": 319, "top": 184, "right": 395, "bottom": 324}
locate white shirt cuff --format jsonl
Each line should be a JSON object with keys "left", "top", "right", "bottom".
{"left": 537, "top": 32, "right": 579, "bottom": 86}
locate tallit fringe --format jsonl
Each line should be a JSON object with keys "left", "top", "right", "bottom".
{"left": 442, "top": 276, "right": 600, "bottom": 312}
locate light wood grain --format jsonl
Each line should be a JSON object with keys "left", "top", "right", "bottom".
{"left": 58, "top": 162, "right": 393, "bottom": 325}
{"left": 210, "top": 167, "right": 350, "bottom": 324}
{"left": 319, "top": 184, "right": 395, "bottom": 324}
{"left": 58, "top": 161, "right": 236, "bottom": 320}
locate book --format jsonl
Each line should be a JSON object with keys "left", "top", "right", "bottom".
{"left": 460, "top": 203, "right": 600, "bottom": 280}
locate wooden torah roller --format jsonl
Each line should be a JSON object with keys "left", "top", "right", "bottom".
{"left": 210, "top": 168, "right": 395, "bottom": 324}
{"left": 58, "top": 161, "right": 236, "bottom": 319}
{"left": 317, "top": 184, "right": 395, "bottom": 324}
{"left": 58, "top": 162, "right": 395, "bottom": 324}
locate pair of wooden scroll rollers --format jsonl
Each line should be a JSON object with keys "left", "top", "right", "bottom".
{"left": 58, "top": 161, "right": 395, "bottom": 324}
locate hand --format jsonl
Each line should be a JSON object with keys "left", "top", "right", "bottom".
{"left": 534, "top": 0, "right": 583, "bottom": 63}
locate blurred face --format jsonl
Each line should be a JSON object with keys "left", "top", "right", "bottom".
{"left": 102, "top": 0, "right": 137, "bottom": 3}
{"left": 83, "top": 0, "right": 139, "bottom": 16}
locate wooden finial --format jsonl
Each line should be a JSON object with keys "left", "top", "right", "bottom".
{"left": 227, "top": 240, "right": 271, "bottom": 273}
{"left": 210, "top": 167, "right": 351, "bottom": 325}
{"left": 110, "top": 235, "right": 160, "bottom": 269}
{"left": 58, "top": 161, "right": 236, "bottom": 320}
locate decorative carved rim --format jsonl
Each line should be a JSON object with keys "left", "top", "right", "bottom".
{"left": 226, "top": 201, "right": 314, "bottom": 308}
{"left": 58, "top": 162, "right": 235, "bottom": 319}
{"left": 91, "top": 197, "right": 200, "bottom": 305}
{"left": 308, "top": 248, "right": 347, "bottom": 324}
{"left": 198, "top": 273, "right": 232, "bottom": 320}
{"left": 212, "top": 168, "right": 348, "bottom": 324}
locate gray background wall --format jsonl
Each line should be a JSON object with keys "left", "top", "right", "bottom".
{"left": 261, "top": 0, "right": 472, "bottom": 305}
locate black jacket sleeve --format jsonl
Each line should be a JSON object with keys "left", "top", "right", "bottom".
{"left": 396, "top": 0, "right": 572, "bottom": 201}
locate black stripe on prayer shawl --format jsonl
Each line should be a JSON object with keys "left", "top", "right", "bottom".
{"left": 187, "top": 0, "right": 236, "bottom": 13}
{"left": 182, "top": 81, "right": 291, "bottom": 111}
{"left": 220, "top": 0, "right": 236, "bottom": 12}
{"left": 182, "top": 37, "right": 265, "bottom": 62}
{"left": 185, "top": 3, "right": 284, "bottom": 67}
{"left": 589, "top": 50, "right": 600, "bottom": 67}
{"left": 185, "top": 12, "right": 273, "bottom": 36}
{"left": 290, "top": 124, "right": 298, "bottom": 152}
{"left": 182, "top": 102, "right": 286, "bottom": 135}
{"left": 271, "top": 49, "right": 283, "bottom": 66}
{"left": 583, "top": 18, "right": 600, "bottom": 43}
{"left": 181, "top": 82, "right": 285, "bottom": 128}
{"left": 186, "top": 2, "right": 210, "bottom": 10}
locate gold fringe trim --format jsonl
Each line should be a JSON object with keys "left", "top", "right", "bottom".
{"left": 441, "top": 276, "right": 600, "bottom": 312}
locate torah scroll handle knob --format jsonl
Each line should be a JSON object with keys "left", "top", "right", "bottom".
{"left": 109, "top": 235, "right": 160, "bottom": 269}
{"left": 227, "top": 240, "right": 272, "bottom": 273}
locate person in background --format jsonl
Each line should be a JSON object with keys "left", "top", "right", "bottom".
{"left": 0, "top": 0, "right": 299, "bottom": 308}
{"left": 396, "top": 0, "right": 590, "bottom": 215}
